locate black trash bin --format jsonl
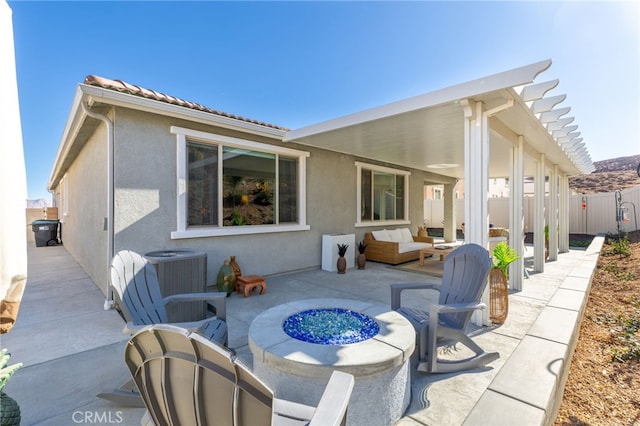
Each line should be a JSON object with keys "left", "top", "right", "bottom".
{"left": 32, "top": 220, "right": 61, "bottom": 247}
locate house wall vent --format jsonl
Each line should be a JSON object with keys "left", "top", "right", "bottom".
{"left": 144, "top": 250, "right": 207, "bottom": 322}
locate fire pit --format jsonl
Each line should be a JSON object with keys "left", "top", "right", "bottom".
{"left": 249, "top": 298, "right": 415, "bottom": 426}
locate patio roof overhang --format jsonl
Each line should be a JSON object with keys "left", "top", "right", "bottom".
{"left": 283, "top": 59, "right": 594, "bottom": 181}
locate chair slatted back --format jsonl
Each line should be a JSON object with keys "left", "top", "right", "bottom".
{"left": 234, "top": 361, "right": 274, "bottom": 425}
{"left": 438, "top": 244, "right": 491, "bottom": 330}
{"left": 111, "top": 250, "right": 168, "bottom": 325}
{"left": 125, "top": 325, "right": 237, "bottom": 426}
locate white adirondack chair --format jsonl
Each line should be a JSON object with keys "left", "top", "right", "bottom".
{"left": 126, "top": 324, "right": 355, "bottom": 426}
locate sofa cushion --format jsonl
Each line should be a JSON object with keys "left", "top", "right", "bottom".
{"left": 387, "top": 229, "right": 404, "bottom": 243}
{"left": 400, "top": 228, "right": 414, "bottom": 243}
{"left": 398, "top": 242, "right": 433, "bottom": 254}
{"left": 372, "top": 229, "right": 392, "bottom": 242}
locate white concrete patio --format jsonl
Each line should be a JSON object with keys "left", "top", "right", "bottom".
{"left": 2, "top": 237, "right": 603, "bottom": 425}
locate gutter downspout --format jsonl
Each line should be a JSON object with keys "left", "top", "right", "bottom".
{"left": 80, "top": 102, "right": 114, "bottom": 310}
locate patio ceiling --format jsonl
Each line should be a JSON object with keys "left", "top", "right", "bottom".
{"left": 284, "top": 60, "right": 594, "bottom": 182}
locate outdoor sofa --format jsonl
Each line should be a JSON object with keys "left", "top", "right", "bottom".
{"left": 364, "top": 228, "right": 434, "bottom": 265}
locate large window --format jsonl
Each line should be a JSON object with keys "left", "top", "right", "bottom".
{"left": 356, "top": 162, "right": 410, "bottom": 226}
{"left": 172, "top": 127, "right": 309, "bottom": 238}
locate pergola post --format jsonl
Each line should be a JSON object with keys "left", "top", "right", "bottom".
{"left": 509, "top": 135, "right": 525, "bottom": 291}
{"left": 559, "top": 173, "right": 570, "bottom": 253}
{"left": 462, "top": 99, "right": 490, "bottom": 326}
{"left": 443, "top": 183, "right": 457, "bottom": 243}
{"left": 462, "top": 99, "right": 489, "bottom": 249}
{"left": 534, "top": 154, "right": 546, "bottom": 272}
{"left": 548, "top": 164, "right": 559, "bottom": 261}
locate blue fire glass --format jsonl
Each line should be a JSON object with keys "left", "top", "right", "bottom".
{"left": 283, "top": 308, "right": 380, "bottom": 345}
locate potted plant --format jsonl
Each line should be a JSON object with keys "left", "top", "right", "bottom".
{"left": 492, "top": 242, "right": 519, "bottom": 278}
{"left": 0, "top": 349, "right": 22, "bottom": 426}
{"left": 489, "top": 242, "right": 520, "bottom": 325}
{"left": 356, "top": 241, "right": 367, "bottom": 270}
{"left": 336, "top": 243, "right": 349, "bottom": 274}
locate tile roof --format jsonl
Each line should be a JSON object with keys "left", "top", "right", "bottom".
{"left": 83, "top": 75, "right": 289, "bottom": 131}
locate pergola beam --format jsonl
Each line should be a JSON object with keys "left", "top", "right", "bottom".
{"left": 546, "top": 116, "right": 574, "bottom": 132}
{"left": 531, "top": 94, "right": 566, "bottom": 114}
{"left": 539, "top": 107, "right": 571, "bottom": 124}
{"left": 520, "top": 79, "right": 559, "bottom": 102}
{"left": 552, "top": 125, "right": 579, "bottom": 139}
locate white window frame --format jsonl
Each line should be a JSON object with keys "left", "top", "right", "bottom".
{"left": 433, "top": 187, "right": 443, "bottom": 200}
{"left": 170, "top": 126, "right": 310, "bottom": 239}
{"left": 355, "top": 161, "right": 410, "bottom": 228}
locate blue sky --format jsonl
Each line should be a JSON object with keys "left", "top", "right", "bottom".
{"left": 8, "top": 1, "right": 639, "bottom": 201}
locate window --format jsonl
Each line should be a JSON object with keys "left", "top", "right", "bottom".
{"left": 172, "top": 127, "right": 309, "bottom": 238}
{"left": 356, "top": 162, "right": 410, "bottom": 226}
{"left": 188, "top": 142, "right": 218, "bottom": 226}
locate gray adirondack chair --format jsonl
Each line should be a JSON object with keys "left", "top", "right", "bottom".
{"left": 109, "top": 250, "right": 227, "bottom": 343}
{"left": 126, "top": 324, "right": 355, "bottom": 426}
{"left": 391, "top": 243, "right": 500, "bottom": 373}
{"left": 99, "top": 249, "right": 228, "bottom": 406}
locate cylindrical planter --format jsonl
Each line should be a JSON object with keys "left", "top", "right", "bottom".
{"left": 489, "top": 269, "right": 509, "bottom": 325}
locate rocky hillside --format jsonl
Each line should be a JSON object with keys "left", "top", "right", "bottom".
{"left": 569, "top": 154, "right": 640, "bottom": 194}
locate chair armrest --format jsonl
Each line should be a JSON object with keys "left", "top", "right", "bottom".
{"left": 429, "top": 302, "right": 486, "bottom": 315}
{"left": 309, "top": 371, "right": 355, "bottom": 426}
{"left": 413, "top": 235, "right": 434, "bottom": 244}
{"left": 273, "top": 399, "right": 316, "bottom": 425}
{"left": 272, "top": 371, "right": 354, "bottom": 426}
{"left": 162, "top": 292, "right": 227, "bottom": 320}
{"left": 123, "top": 317, "right": 223, "bottom": 336}
{"left": 390, "top": 282, "right": 441, "bottom": 310}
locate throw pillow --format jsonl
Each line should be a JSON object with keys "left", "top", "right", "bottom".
{"left": 400, "top": 228, "right": 414, "bottom": 243}
{"left": 387, "top": 229, "right": 404, "bottom": 242}
{"left": 372, "top": 229, "right": 391, "bottom": 242}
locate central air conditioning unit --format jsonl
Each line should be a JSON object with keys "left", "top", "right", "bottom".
{"left": 144, "top": 250, "right": 208, "bottom": 322}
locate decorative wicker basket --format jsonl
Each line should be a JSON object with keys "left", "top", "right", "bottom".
{"left": 489, "top": 269, "right": 509, "bottom": 325}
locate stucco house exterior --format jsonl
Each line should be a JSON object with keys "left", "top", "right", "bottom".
{"left": 48, "top": 60, "right": 593, "bottom": 320}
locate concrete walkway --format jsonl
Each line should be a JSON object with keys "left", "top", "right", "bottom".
{"left": 2, "top": 238, "right": 603, "bottom": 425}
